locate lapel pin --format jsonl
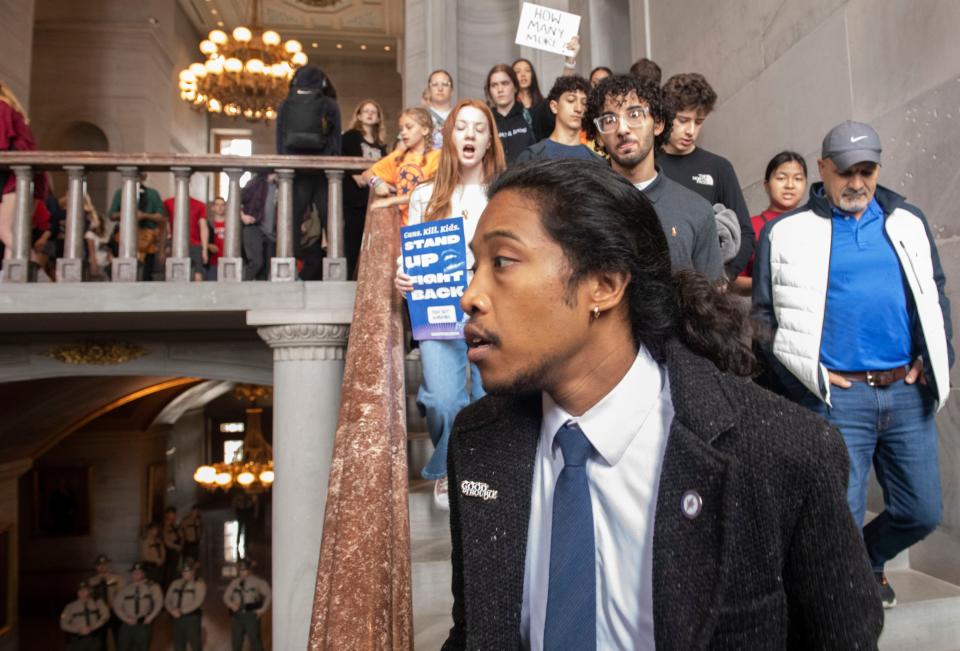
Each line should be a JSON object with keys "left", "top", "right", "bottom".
{"left": 681, "top": 490, "right": 702, "bottom": 519}
{"left": 460, "top": 480, "right": 498, "bottom": 501}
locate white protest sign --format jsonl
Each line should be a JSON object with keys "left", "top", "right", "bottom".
{"left": 514, "top": 2, "right": 581, "bottom": 57}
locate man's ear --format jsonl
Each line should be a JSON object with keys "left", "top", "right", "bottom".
{"left": 549, "top": 99, "right": 559, "bottom": 116}
{"left": 654, "top": 120, "right": 665, "bottom": 137}
{"left": 585, "top": 269, "right": 631, "bottom": 315}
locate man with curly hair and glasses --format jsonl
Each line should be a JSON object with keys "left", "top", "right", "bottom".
{"left": 585, "top": 75, "right": 722, "bottom": 280}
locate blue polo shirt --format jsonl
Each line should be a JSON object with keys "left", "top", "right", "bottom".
{"left": 820, "top": 198, "right": 914, "bottom": 371}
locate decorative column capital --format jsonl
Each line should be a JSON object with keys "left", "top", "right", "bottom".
{"left": 257, "top": 324, "right": 350, "bottom": 361}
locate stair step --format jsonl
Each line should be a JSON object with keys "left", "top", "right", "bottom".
{"left": 879, "top": 568, "right": 960, "bottom": 650}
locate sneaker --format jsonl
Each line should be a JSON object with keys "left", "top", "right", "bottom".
{"left": 433, "top": 478, "right": 449, "bottom": 511}
{"left": 876, "top": 572, "right": 897, "bottom": 608}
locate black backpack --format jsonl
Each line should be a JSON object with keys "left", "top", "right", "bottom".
{"left": 280, "top": 90, "right": 335, "bottom": 152}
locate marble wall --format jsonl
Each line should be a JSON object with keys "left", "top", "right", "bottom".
{"left": 644, "top": 0, "right": 960, "bottom": 581}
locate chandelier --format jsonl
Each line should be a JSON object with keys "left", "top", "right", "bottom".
{"left": 194, "top": 385, "right": 275, "bottom": 493}
{"left": 178, "top": 0, "right": 307, "bottom": 122}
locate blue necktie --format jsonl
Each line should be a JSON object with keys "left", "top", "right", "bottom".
{"left": 544, "top": 421, "right": 596, "bottom": 651}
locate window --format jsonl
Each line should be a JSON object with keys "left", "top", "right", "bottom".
{"left": 220, "top": 422, "right": 245, "bottom": 434}
{"left": 224, "top": 440, "right": 244, "bottom": 463}
{"left": 212, "top": 131, "right": 253, "bottom": 199}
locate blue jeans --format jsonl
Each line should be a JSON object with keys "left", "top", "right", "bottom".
{"left": 803, "top": 380, "right": 942, "bottom": 572}
{"left": 418, "top": 339, "right": 484, "bottom": 480}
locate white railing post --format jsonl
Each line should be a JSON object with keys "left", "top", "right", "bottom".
{"left": 271, "top": 168, "right": 296, "bottom": 281}
{"left": 56, "top": 165, "right": 86, "bottom": 282}
{"left": 322, "top": 169, "right": 346, "bottom": 281}
{"left": 1, "top": 165, "right": 34, "bottom": 282}
{"left": 218, "top": 167, "right": 243, "bottom": 282}
{"left": 166, "top": 166, "right": 192, "bottom": 282}
{"left": 112, "top": 166, "right": 139, "bottom": 282}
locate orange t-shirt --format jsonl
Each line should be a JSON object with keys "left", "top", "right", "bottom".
{"left": 369, "top": 148, "right": 441, "bottom": 224}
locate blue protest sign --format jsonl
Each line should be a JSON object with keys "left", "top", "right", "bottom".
{"left": 401, "top": 216, "right": 469, "bottom": 341}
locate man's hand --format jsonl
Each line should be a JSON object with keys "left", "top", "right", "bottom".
{"left": 202, "top": 250, "right": 209, "bottom": 264}
{"left": 827, "top": 371, "right": 853, "bottom": 389}
{"left": 241, "top": 213, "right": 257, "bottom": 225}
{"left": 395, "top": 270, "right": 414, "bottom": 294}
{"left": 905, "top": 357, "right": 926, "bottom": 385}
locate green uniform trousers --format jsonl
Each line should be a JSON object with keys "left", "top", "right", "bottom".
{"left": 68, "top": 634, "right": 100, "bottom": 651}
{"left": 231, "top": 610, "right": 264, "bottom": 651}
{"left": 173, "top": 610, "right": 202, "bottom": 651}
{"left": 118, "top": 621, "right": 152, "bottom": 651}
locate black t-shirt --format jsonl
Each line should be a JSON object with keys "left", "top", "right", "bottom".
{"left": 656, "top": 147, "right": 754, "bottom": 276}
{"left": 341, "top": 129, "right": 387, "bottom": 209}
{"left": 494, "top": 103, "right": 536, "bottom": 164}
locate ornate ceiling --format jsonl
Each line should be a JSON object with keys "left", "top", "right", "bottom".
{"left": 178, "top": 0, "right": 403, "bottom": 59}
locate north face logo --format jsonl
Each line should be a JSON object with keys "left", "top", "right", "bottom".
{"left": 692, "top": 173, "right": 714, "bottom": 186}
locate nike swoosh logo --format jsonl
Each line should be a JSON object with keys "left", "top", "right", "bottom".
{"left": 850, "top": 135, "right": 868, "bottom": 143}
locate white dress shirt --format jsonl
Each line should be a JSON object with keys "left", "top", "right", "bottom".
{"left": 520, "top": 346, "right": 674, "bottom": 650}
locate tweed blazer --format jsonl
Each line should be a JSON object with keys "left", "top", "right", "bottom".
{"left": 442, "top": 339, "right": 883, "bottom": 650}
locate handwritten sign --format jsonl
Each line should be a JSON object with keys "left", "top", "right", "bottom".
{"left": 401, "top": 217, "right": 469, "bottom": 341}
{"left": 514, "top": 2, "right": 581, "bottom": 56}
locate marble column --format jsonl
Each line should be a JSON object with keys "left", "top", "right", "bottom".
{"left": 255, "top": 319, "right": 350, "bottom": 651}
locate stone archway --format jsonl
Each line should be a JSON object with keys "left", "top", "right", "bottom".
{"left": 52, "top": 121, "right": 110, "bottom": 214}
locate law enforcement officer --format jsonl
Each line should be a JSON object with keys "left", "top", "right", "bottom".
{"left": 162, "top": 506, "right": 184, "bottom": 588}
{"left": 179, "top": 504, "right": 203, "bottom": 562}
{"left": 60, "top": 580, "right": 109, "bottom": 651}
{"left": 113, "top": 562, "right": 163, "bottom": 651}
{"left": 87, "top": 554, "right": 124, "bottom": 650}
{"left": 223, "top": 559, "right": 272, "bottom": 651}
{"left": 165, "top": 559, "right": 206, "bottom": 651}
{"left": 140, "top": 522, "right": 165, "bottom": 585}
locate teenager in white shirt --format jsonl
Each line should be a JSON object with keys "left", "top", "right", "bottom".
{"left": 396, "top": 99, "right": 507, "bottom": 508}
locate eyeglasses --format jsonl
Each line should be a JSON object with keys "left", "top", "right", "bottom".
{"left": 429, "top": 81, "right": 452, "bottom": 88}
{"left": 593, "top": 107, "right": 650, "bottom": 134}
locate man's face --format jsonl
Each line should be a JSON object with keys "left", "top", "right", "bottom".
{"left": 817, "top": 158, "right": 880, "bottom": 215}
{"left": 550, "top": 90, "right": 587, "bottom": 132}
{"left": 667, "top": 107, "right": 707, "bottom": 154}
{"left": 78, "top": 587, "right": 91, "bottom": 600}
{"left": 212, "top": 198, "right": 226, "bottom": 216}
{"left": 462, "top": 190, "right": 593, "bottom": 394}
{"left": 132, "top": 569, "right": 145, "bottom": 583}
{"left": 596, "top": 91, "right": 662, "bottom": 171}
{"left": 488, "top": 72, "right": 516, "bottom": 110}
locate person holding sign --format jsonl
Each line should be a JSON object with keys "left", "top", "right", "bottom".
{"left": 396, "top": 99, "right": 507, "bottom": 510}
{"left": 361, "top": 107, "right": 440, "bottom": 225}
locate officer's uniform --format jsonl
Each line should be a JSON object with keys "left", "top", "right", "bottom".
{"left": 223, "top": 565, "right": 272, "bottom": 651}
{"left": 60, "top": 586, "right": 110, "bottom": 651}
{"left": 113, "top": 568, "right": 163, "bottom": 651}
{"left": 179, "top": 511, "right": 203, "bottom": 562}
{"left": 141, "top": 535, "right": 165, "bottom": 585}
{"left": 165, "top": 570, "right": 206, "bottom": 651}
{"left": 163, "top": 519, "right": 184, "bottom": 587}
{"left": 88, "top": 554, "right": 124, "bottom": 650}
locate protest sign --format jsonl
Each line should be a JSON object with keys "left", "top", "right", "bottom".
{"left": 401, "top": 216, "right": 469, "bottom": 341}
{"left": 514, "top": 2, "right": 581, "bottom": 56}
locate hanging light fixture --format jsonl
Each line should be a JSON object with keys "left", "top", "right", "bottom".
{"left": 194, "top": 385, "right": 275, "bottom": 493}
{"left": 178, "top": 0, "right": 308, "bottom": 122}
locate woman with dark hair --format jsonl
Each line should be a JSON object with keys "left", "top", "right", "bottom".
{"left": 485, "top": 64, "right": 535, "bottom": 164}
{"left": 589, "top": 65, "right": 612, "bottom": 87}
{"left": 342, "top": 99, "right": 387, "bottom": 278}
{"left": 512, "top": 36, "right": 582, "bottom": 142}
{"left": 732, "top": 150, "right": 807, "bottom": 295}
{"left": 276, "top": 64, "right": 342, "bottom": 279}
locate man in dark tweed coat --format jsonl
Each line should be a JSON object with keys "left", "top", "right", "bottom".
{"left": 443, "top": 160, "right": 882, "bottom": 650}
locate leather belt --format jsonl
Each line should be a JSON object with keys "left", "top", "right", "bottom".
{"left": 830, "top": 365, "right": 909, "bottom": 387}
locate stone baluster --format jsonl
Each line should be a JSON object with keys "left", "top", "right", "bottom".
{"left": 271, "top": 168, "right": 296, "bottom": 281}
{"left": 166, "top": 167, "right": 192, "bottom": 282}
{"left": 1, "top": 166, "right": 34, "bottom": 282}
{"left": 218, "top": 167, "right": 243, "bottom": 282}
{"left": 112, "top": 166, "right": 139, "bottom": 282}
{"left": 56, "top": 166, "right": 86, "bottom": 282}
{"left": 322, "top": 169, "right": 346, "bottom": 281}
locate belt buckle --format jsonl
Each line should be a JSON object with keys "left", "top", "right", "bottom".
{"left": 866, "top": 371, "right": 877, "bottom": 387}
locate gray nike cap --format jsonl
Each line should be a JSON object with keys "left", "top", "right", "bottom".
{"left": 822, "top": 120, "right": 882, "bottom": 171}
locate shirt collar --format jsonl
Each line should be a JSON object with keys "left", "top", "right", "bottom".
{"left": 540, "top": 346, "right": 665, "bottom": 467}
{"left": 831, "top": 196, "right": 883, "bottom": 222}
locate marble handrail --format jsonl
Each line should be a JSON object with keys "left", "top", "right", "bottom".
{"left": 309, "top": 198, "right": 413, "bottom": 649}
{"left": 0, "top": 151, "right": 369, "bottom": 283}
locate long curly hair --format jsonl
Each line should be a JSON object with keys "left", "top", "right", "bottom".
{"left": 424, "top": 100, "right": 506, "bottom": 222}
{"left": 488, "top": 159, "right": 757, "bottom": 376}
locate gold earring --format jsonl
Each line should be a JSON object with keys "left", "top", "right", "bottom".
{"left": 592, "top": 305, "right": 600, "bottom": 320}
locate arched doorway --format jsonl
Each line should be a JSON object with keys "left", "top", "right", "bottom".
{"left": 53, "top": 121, "right": 110, "bottom": 216}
